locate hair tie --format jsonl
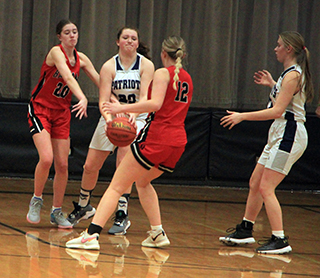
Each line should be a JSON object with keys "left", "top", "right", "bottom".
{"left": 303, "top": 46, "right": 306, "bottom": 50}
{"left": 175, "top": 48, "right": 182, "bottom": 53}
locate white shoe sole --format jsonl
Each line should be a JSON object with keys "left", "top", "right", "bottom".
{"left": 219, "top": 236, "right": 255, "bottom": 245}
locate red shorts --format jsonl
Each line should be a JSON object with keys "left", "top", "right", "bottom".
{"left": 28, "top": 102, "right": 71, "bottom": 139}
{"left": 130, "top": 141, "right": 185, "bottom": 173}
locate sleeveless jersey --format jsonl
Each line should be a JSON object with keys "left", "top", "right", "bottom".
{"left": 136, "top": 65, "right": 193, "bottom": 146}
{"left": 30, "top": 44, "right": 80, "bottom": 110}
{"left": 267, "top": 64, "right": 306, "bottom": 122}
{"left": 111, "top": 53, "right": 147, "bottom": 120}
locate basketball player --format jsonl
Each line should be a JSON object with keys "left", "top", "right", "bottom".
{"left": 27, "top": 19, "right": 100, "bottom": 228}
{"left": 65, "top": 35, "right": 193, "bottom": 250}
{"left": 67, "top": 27, "right": 154, "bottom": 235}
{"left": 219, "top": 31, "right": 314, "bottom": 254}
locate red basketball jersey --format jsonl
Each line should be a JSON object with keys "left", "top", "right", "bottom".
{"left": 30, "top": 44, "right": 80, "bottom": 110}
{"left": 137, "top": 65, "right": 193, "bottom": 146}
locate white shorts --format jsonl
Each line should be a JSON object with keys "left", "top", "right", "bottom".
{"left": 89, "top": 113, "right": 147, "bottom": 151}
{"left": 257, "top": 119, "right": 307, "bottom": 175}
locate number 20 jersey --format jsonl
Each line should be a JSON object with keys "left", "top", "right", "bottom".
{"left": 111, "top": 53, "right": 147, "bottom": 121}
{"left": 30, "top": 44, "right": 80, "bottom": 110}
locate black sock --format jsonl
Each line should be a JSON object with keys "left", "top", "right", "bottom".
{"left": 88, "top": 223, "right": 103, "bottom": 235}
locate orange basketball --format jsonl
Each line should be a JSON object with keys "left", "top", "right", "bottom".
{"left": 106, "top": 117, "right": 137, "bottom": 147}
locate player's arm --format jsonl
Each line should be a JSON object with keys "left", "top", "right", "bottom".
{"left": 221, "top": 71, "right": 299, "bottom": 129}
{"left": 127, "top": 57, "right": 155, "bottom": 123}
{"left": 103, "top": 67, "right": 169, "bottom": 114}
{"left": 78, "top": 52, "right": 100, "bottom": 88}
{"left": 99, "top": 59, "right": 115, "bottom": 122}
{"left": 47, "top": 46, "right": 88, "bottom": 119}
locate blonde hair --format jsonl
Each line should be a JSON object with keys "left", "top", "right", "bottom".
{"left": 162, "top": 36, "right": 186, "bottom": 90}
{"left": 280, "top": 31, "right": 314, "bottom": 102}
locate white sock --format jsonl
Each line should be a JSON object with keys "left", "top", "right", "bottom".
{"left": 151, "top": 225, "right": 163, "bottom": 232}
{"left": 33, "top": 194, "right": 43, "bottom": 200}
{"left": 118, "top": 196, "right": 129, "bottom": 214}
{"left": 51, "top": 206, "right": 61, "bottom": 213}
{"left": 272, "top": 230, "right": 285, "bottom": 238}
{"left": 243, "top": 217, "right": 255, "bottom": 224}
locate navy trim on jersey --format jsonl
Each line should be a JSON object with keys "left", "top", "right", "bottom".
{"left": 115, "top": 56, "right": 122, "bottom": 71}
{"left": 132, "top": 55, "right": 140, "bottom": 70}
{"left": 279, "top": 111, "right": 297, "bottom": 153}
{"left": 280, "top": 66, "right": 295, "bottom": 78}
{"left": 130, "top": 142, "right": 154, "bottom": 170}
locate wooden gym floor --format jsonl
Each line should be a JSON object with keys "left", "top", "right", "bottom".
{"left": 0, "top": 177, "right": 319, "bottom": 277}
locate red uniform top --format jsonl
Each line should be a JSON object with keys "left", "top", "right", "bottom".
{"left": 137, "top": 65, "right": 193, "bottom": 146}
{"left": 30, "top": 44, "right": 80, "bottom": 110}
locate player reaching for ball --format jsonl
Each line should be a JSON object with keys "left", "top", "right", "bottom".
{"left": 66, "top": 35, "right": 193, "bottom": 250}
{"left": 26, "top": 19, "right": 100, "bottom": 228}
{"left": 67, "top": 27, "right": 154, "bottom": 235}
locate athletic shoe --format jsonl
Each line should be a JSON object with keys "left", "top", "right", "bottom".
{"left": 256, "top": 235, "right": 292, "bottom": 254}
{"left": 108, "top": 210, "right": 131, "bottom": 235}
{"left": 27, "top": 196, "right": 43, "bottom": 224}
{"left": 65, "top": 248, "right": 100, "bottom": 268}
{"left": 50, "top": 209, "right": 73, "bottom": 229}
{"left": 219, "top": 224, "right": 255, "bottom": 245}
{"left": 141, "top": 229, "right": 170, "bottom": 248}
{"left": 66, "top": 229, "right": 100, "bottom": 250}
{"left": 67, "top": 201, "right": 96, "bottom": 226}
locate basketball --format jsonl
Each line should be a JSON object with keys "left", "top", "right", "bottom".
{"left": 106, "top": 117, "right": 137, "bottom": 147}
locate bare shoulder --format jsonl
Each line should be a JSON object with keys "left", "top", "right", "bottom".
{"left": 100, "top": 57, "right": 115, "bottom": 76}
{"left": 154, "top": 67, "right": 170, "bottom": 81}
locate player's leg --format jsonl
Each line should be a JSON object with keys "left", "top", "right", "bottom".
{"left": 219, "top": 163, "right": 265, "bottom": 245}
{"left": 50, "top": 137, "right": 73, "bottom": 228}
{"left": 67, "top": 148, "right": 111, "bottom": 226}
{"left": 27, "top": 130, "right": 53, "bottom": 224}
{"left": 108, "top": 145, "right": 132, "bottom": 235}
{"left": 135, "top": 168, "right": 170, "bottom": 248}
{"left": 66, "top": 150, "right": 147, "bottom": 250}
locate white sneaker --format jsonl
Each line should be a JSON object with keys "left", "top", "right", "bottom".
{"left": 27, "top": 197, "right": 43, "bottom": 224}
{"left": 141, "top": 229, "right": 170, "bottom": 248}
{"left": 66, "top": 230, "right": 100, "bottom": 250}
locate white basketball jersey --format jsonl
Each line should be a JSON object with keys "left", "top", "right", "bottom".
{"left": 267, "top": 64, "right": 306, "bottom": 122}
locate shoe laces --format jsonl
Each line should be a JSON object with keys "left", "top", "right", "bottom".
{"left": 258, "top": 235, "right": 288, "bottom": 246}
{"left": 225, "top": 224, "right": 253, "bottom": 234}
{"left": 112, "top": 210, "right": 127, "bottom": 223}
{"left": 69, "top": 201, "right": 82, "bottom": 218}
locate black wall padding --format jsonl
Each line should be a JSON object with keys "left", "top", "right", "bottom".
{"left": 0, "top": 102, "right": 319, "bottom": 190}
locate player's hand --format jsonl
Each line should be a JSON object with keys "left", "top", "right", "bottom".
{"left": 102, "top": 101, "right": 122, "bottom": 114}
{"left": 127, "top": 113, "right": 137, "bottom": 129}
{"left": 72, "top": 98, "right": 88, "bottom": 119}
{"left": 254, "top": 70, "right": 275, "bottom": 88}
{"left": 220, "top": 110, "right": 243, "bottom": 129}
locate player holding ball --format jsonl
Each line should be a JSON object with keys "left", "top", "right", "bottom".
{"left": 66, "top": 35, "right": 193, "bottom": 250}
{"left": 67, "top": 27, "right": 154, "bottom": 236}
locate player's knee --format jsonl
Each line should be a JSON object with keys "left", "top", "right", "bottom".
{"left": 83, "top": 163, "right": 100, "bottom": 174}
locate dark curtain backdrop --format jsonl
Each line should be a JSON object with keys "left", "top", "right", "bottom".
{"left": 1, "top": 0, "right": 319, "bottom": 111}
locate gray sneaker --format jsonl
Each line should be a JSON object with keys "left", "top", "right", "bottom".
{"left": 108, "top": 210, "right": 131, "bottom": 235}
{"left": 67, "top": 201, "right": 96, "bottom": 226}
{"left": 27, "top": 196, "right": 43, "bottom": 224}
{"left": 50, "top": 209, "right": 73, "bottom": 229}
